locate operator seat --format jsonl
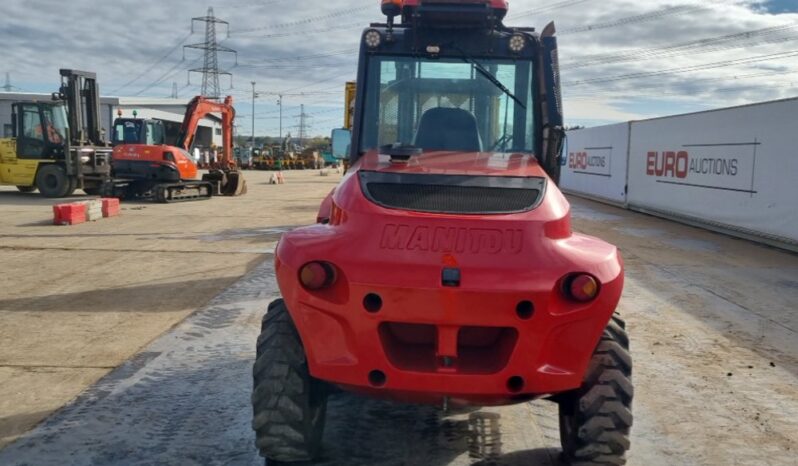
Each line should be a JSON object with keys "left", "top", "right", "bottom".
{"left": 124, "top": 125, "right": 141, "bottom": 144}
{"left": 414, "top": 107, "right": 483, "bottom": 152}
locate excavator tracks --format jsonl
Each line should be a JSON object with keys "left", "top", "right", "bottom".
{"left": 154, "top": 182, "right": 213, "bottom": 203}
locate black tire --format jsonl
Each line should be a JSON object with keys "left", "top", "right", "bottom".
{"left": 83, "top": 184, "right": 101, "bottom": 196}
{"left": 558, "top": 314, "right": 633, "bottom": 465}
{"left": 35, "top": 164, "right": 71, "bottom": 198}
{"left": 65, "top": 177, "right": 77, "bottom": 197}
{"left": 16, "top": 186, "right": 37, "bottom": 193}
{"left": 252, "top": 299, "right": 328, "bottom": 463}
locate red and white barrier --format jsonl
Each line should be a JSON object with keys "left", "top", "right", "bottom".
{"left": 101, "top": 198, "right": 120, "bottom": 218}
{"left": 269, "top": 172, "right": 286, "bottom": 185}
{"left": 53, "top": 198, "right": 121, "bottom": 226}
{"left": 53, "top": 203, "right": 87, "bottom": 226}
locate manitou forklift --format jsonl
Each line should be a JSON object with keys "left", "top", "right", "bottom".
{"left": 110, "top": 95, "right": 246, "bottom": 202}
{"left": 252, "top": 1, "right": 632, "bottom": 465}
{"left": 0, "top": 70, "right": 112, "bottom": 197}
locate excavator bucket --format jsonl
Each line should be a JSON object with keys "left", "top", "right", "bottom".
{"left": 222, "top": 170, "right": 247, "bottom": 196}
{"left": 202, "top": 169, "right": 247, "bottom": 197}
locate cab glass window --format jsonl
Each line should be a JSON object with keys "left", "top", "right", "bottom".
{"left": 360, "top": 56, "right": 535, "bottom": 154}
{"left": 22, "top": 107, "right": 44, "bottom": 141}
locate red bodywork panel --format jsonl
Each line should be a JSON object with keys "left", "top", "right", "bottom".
{"left": 112, "top": 144, "right": 198, "bottom": 180}
{"left": 276, "top": 150, "right": 624, "bottom": 406}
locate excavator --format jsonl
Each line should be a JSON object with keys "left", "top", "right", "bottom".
{"left": 110, "top": 95, "right": 246, "bottom": 202}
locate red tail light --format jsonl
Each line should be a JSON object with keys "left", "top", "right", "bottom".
{"left": 564, "top": 274, "right": 599, "bottom": 302}
{"left": 299, "top": 262, "right": 337, "bottom": 290}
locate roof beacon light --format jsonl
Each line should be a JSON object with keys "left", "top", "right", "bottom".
{"left": 365, "top": 29, "right": 382, "bottom": 49}
{"left": 381, "top": 0, "right": 402, "bottom": 17}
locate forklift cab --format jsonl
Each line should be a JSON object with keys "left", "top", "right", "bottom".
{"left": 112, "top": 118, "right": 166, "bottom": 146}
{"left": 12, "top": 102, "right": 69, "bottom": 159}
{"left": 337, "top": 0, "right": 565, "bottom": 183}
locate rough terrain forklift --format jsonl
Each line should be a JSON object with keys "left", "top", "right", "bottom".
{"left": 0, "top": 70, "right": 112, "bottom": 197}
{"left": 252, "top": 1, "right": 632, "bottom": 464}
{"left": 110, "top": 95, "right": 246, "bottom": 202}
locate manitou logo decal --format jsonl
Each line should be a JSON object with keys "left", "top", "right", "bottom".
{"left": 380, "top": 224, "right": 523, "bottom": 254}
{"left": 644, "top": 142, "right": 759, "bottom": 194}
{"left": 568, "top": 147, "right": 612, "bottom": 176}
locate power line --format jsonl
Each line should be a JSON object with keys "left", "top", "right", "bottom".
{"left": 277, "top": 73, "right": 350, "bottom": 94}
{"left": 559, "top": 4, "right": 705, "bottom": 35}
{"left": 563, "top": 23, "right": 798, "bottom": 69}
{"left": 564, "top": 48, "right": 798, "bottom": 86}
{"left": 232, "top": 7, "right": 365, "bottom": 35}
{"left": 566, "top": 69, "right": 798, "bottom": 98}
{"left": 568, "top": 76, "right": 798, "bottom": 102}
{"left": 237, "top": 49, "right": 354, "bottom": 68}
{"left": 509, "top": 0, "right": 593, "bottom": 19}
{"left": 109, "top": 32, "right": 192, "bottom": 94}
{"left": 132, "top": 57, "right": 201, "bottom": 96}
{"left": 236, "top": 21, "right": 365, "bottom": 39}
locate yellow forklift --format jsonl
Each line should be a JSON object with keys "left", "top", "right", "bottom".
{"left": 0, "top": 69, "right": 112, "bottom": 197}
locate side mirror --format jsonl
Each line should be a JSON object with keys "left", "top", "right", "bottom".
{"left": 11, "top": 112, "right": 17, "bottom": 138}
{"left": 331, "top": 128, "right": 351, "bottom": 160}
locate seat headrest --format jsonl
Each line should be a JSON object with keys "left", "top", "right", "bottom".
{"left": 414, "top": 107, "right": 482, "bottom": 152}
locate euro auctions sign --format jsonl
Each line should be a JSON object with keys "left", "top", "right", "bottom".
{"left": 568, "top": 148, "right": 611, "bottom": 176}
{"left": 644, "top": 143, "right": 758, "bottom": 194}
{"left": 560, "top": 123, "right": 630, "bottom": 204}
{"left": 627, "top": 97, "right": 798, "bottom": 245}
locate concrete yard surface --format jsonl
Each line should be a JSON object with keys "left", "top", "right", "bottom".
{"left": 0, "top": 170, "right": 339, "bottom": 449}
{"left": 0, "top": 171, "right": 796, "bottom": 465}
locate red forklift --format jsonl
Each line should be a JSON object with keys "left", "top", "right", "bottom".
{"left": 252, "top": 1, "right": 631, "bottom": 465}
{"left": 110, "top": 96, "right": 246, "bottom": 202}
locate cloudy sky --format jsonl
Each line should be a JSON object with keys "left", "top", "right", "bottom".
{"left": 2, "top": 0, "right": 797, "bottom": 136}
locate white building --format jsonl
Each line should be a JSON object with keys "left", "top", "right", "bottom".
{"left": 0, "top": 93, "right": 223, "bottom": 149}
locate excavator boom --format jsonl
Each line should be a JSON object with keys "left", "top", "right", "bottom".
{"left": 177, "top": 96, "right": 237, "bottom": 170}
{"left": 176, "top": 95, "right": 246, "bottom": 196}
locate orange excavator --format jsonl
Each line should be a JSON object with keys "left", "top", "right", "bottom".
{"left": 110, "top": 95, "right": 246, "bottom": 202}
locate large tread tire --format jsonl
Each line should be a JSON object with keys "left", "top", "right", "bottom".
{"left": 83, "top": 184, "right": 101, "bottom": 196}
{"left": 64, "top": 177, "right": 77, "bottom": 197}
{"left": 252, "top": 299, "right": 327, "bottom": 463}
{"left": 558, "top": 314, "right": 633, "bottom": 465}
{"left": 35, "top": 164, "right": 71, "bottom": 198}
